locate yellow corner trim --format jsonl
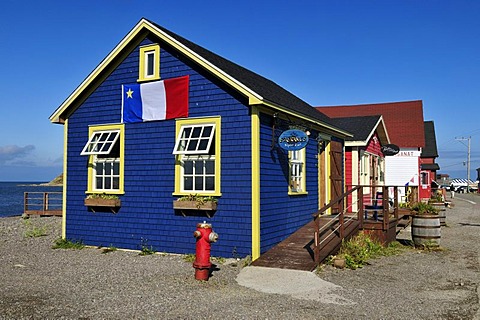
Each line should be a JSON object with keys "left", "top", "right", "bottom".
{"left": 251, "top": 107, "right": 261, "bottom": 261}
{"left": 62, "top": 119, "right": 68, "bottom": 239}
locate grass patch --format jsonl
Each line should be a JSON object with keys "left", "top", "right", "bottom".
{"left": 23, "top": 220, "right": 48, "bottom": 238}
{"left": 327, "top": 232, "right": 410, "bottom": 270}
{"left": 52, "top": 238, "right": 85, "bottom": 250}
{"left": 138, "top": 238, "right": 156, "bottom": 256}
{"left": 183, "top": 253, "right": 195, "bottom": 263}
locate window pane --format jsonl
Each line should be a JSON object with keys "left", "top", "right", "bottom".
{"left": 146, "top": 52, "right": 154, "bottom": 76}
{"left": 113, "top": 162, "right": 120, "bottom": 175}
{"left": 187, "top": 140, "right": 198, "bottom": 151}
{"left": 184, "top": 177, "right": 193, "bottom": 190}
{"left": 194, "top": 161, "right": 204, "bottom": 174}
{"left": 96, "top": 162, "right": 104, "bottom": 175}
{"left": 195, "top": 177, "right": 203, "bottom": 190}
{"left": 205, "top": 177, "right": 215, "bottom": 190}
{"left": 184, "top": 161, "right": 193, "bottom": 174}
{"left": 113, "top": 177, "right": 119, "bottom": 189}
{"left": 191, "top": 127, "right": 202, "bottom": 138}
{"left": 198, "top": 139, "right": 209, "bottom": 151}
{"left": 202, "top": 126, "right": 212, "bottom": 137}
{"left": 96, "top": 177, "right": 103, "bottom": 190}
{"left": 101, "top": 142, "right": 112, "bottom": 153}
{"left": 105, "top": 162, "right": 112, "bottom": 174}
{"left": 182, "top": 127, "right": 192, "bottom": 138}
{"left": 105, "top": 178, "right": 111, "bottom": 190}
{"left": 205, "top": 160, "right": 215, "bottom": 174}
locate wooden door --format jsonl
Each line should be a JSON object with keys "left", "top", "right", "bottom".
{"left": 329, "top": 140, "right": 343, "bottom": 213}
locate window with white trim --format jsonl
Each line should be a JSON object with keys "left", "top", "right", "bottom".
{"left": 81, "top": 125, "right": 124, "bottom": 193}
{"left": 173, "top": 119, "right": 220, "bottom": 195}
{"left": 289, "top": 149, "right": 306, "bottom": 193}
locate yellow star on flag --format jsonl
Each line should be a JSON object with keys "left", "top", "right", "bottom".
{"left": 126, "top": 88, "right": 134, "bottom": 98}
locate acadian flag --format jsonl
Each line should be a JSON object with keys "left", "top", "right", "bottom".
{"left": 121, "top": 75, "right": 189, "bottom": 123}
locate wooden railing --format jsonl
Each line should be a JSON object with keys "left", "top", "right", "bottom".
{"left": 311, "top": 185, "right": 401, "bottom": 264}
{"left": 24, "top": 192, "right": 63, "bottom": 216}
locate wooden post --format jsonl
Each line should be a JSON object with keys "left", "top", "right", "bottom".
{"left": 393, "top": 186, "right": 399, "bottom": 219}
{"left": 358, "top": 187, "right": 364, "bottom": 228}
{"left": 383, "top": 186, "right": 388, "bottom": 231}
{"left": 24, "top": 192, "right": 28, "bottom": 214}
{"left": 313, "top": 216, "right": 320, "bottom": 264}
{"left": 44, "top": 193, "right": 48, "bottom": 213}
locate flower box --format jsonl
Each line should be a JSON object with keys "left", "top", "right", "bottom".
{"left": 84, "top": 198, "right": 121, "bottom": 208}
{"left": 172, "top": 200, "right": 217, "bottom": 211}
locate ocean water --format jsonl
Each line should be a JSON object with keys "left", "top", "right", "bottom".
{"left": 0, "top": 182, "right": 62, "bottom": 218}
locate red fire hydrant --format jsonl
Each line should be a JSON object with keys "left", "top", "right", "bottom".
{"left": 193, "top": 221, "right": 218, "bottom": 280}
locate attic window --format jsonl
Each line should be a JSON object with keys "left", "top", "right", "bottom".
{"left": 138, "top": 44, "right": 160, "bottom": 81}
{"left": 173, "top": 124, "right": 216, "bottom": 155}
{"left": 81, "top": 130, "right": 120, "bottom": 155}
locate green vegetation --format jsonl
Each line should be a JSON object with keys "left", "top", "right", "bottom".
{"left": 48, "top": 173, "right": 64, "bottom": 186}
{"left": 85, "top": 193, "right": 119, "bottom": 200}
{"left": 23, "top": 220, "right": 48, "bottom": 238}
{"left": 327, "top": 232, "right": 409, "bottom": 270}
{"left": 410, "top": 202, "right": 439, "bottom": 215}
{"left": 176, "top": 194, "right": 218, "bottom": 208}
{"left": 183, "top": 253, "right": 196, "bottom": 263}
{"left": 52, "top": 238, "right": 85, "bottom": 250}
{"left": 139, "top": 238, "right": 156, "bottom": 256}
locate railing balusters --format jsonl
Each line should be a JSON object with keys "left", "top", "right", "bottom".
{"left": 23, "top": 192, "right": 62, "bottom": 217}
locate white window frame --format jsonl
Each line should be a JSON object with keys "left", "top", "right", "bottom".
{"left": 173, "top": 124, "right": 216, "bottom": 155}
{"left": 289, "top": 148, "right": 306, "bottom": 194}
{"left": 81, "top": 130, "right": 120, "bottom": 156}
{"left": 93, "top": 158, "right": 121, "bottom": 191}
{"left": 180, "top": 155, "right": 216, "bottom": 193}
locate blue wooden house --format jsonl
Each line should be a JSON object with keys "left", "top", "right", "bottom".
{"left": 49, "top": 18, "right": 351, "bottom": 261}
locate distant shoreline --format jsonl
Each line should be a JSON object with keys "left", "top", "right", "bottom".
{"left": 16, "top": 183, "right": 63, "bottom": 187}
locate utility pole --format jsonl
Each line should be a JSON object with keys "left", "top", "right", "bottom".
{"left": 455, "top": 136, "right": 471, "bottom": 182}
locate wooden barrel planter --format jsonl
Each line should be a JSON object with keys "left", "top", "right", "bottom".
{"left": 430, "top": 202, "right": 446, "bottom": 226}
{"left": 411, "top": 214, "right": 441, "bottom": 247}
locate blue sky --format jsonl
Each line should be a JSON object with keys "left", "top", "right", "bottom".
{"left": 0, "top": 0, "right": 479, "bottom": 181}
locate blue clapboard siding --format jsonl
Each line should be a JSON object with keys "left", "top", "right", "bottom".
{"left": 258, "top": 113, "right": 319, "bottom": 253}
{"left": 66, "top": 38, "right": 252, "bottom": 258}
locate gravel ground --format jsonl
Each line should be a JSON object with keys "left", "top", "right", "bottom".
{"left": 1, "top": 194, "right": 479, "bottom": 319}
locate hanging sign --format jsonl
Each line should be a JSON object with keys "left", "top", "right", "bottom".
{"left": 278, "top": 129, "right": 309, "bottom": 151}
{"left": 381, "top": 144, "right": 400, "bottom": 156}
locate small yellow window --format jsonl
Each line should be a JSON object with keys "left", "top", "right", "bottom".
{"left": 138, "top": 44, "right": 160, "bottom": 81}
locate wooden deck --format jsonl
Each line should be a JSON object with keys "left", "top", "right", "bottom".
{"left": 251, "top": 216, "right": 360, "bottom": 271}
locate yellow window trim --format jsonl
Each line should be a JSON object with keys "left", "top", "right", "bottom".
{"left": 173, "top": 116, "right": 221, "bottom": 196}
{"left": 86, "top": 123, "right": 125, "bottom": 195}
{"left": 138, "top": 44, "right": 160, "bottom": 82}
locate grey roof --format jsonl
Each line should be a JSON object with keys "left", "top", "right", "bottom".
{"left": 149, "top": 19, "right": 340, "bottom": 129}
{"left": 422, "top": 121, "right": 439, "bottom": 158}
{"left": 329, "top": 115, "right": 381, "bottom": 141}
